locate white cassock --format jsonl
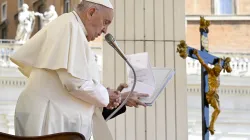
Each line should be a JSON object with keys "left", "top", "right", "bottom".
{"left": 10, "top": 11, "right": 113, "bottom": 140}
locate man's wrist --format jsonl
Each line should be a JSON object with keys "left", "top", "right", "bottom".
{"left": 121, "top": 92, "right": 128, "bottom": 102}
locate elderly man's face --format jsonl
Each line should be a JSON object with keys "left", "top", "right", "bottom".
{"left": 84, "top": 6, "right": 113, "bottom": 41}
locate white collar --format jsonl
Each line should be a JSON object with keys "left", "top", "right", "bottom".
{"left": 72, "top": 11, "right": 88, "bottom": 35}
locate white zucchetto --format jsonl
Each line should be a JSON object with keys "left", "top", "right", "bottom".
{"left": 85, "top": 0, "right": 113, "bottom": 9}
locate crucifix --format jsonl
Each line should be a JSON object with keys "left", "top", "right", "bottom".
{"left": 176, "top": 16, "right": 232, "bottom": 140}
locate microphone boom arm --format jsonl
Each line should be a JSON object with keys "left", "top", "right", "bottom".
{"left": 105, "top": 59, "right": 136, "bottom": 121}
{"left": 104, "top": 34, "right": 137, "bottom": 121}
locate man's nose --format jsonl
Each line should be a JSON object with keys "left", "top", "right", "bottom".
{"left": 102, "top": 27, "right": 108, "bottom": 34}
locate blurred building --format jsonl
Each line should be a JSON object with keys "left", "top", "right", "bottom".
{"left": 1, "top": 0, "right": 250, "bottom": 139}
{"left": 0, "top": 0, "right": 103, "bottom": 75}
{"left": 186, "top": 0, "right": 250, "bottom": 140}
{"left": 0, "top": 0, "right": 189, "bottom": 139}
{"left": 186, "top": 0, "right": 250, "bottom": 53}
{"left": 0, "top": 0, "right": 83, "bottom": 39}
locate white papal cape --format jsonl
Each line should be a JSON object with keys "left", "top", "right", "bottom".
{"left": 10, "top": 11, "right": 113, "bottom": 140}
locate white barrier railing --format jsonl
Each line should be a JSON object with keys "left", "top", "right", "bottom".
{"left": 0, "top": 39, "right": 250, "bottom": 77}
{"left": 0, "top": 47, "right": 17, "bottom": 68}
{"left": 0, "top": 39, "right": 22, "bottom": 45}
{"left": 186, "top": 56, "right": 250, "bottom": 77}
{"left": 187, "top": 84, "right": 250, "bottom": 95}
{"left": 0, "top": 39, "right": 23, "bottom": 68}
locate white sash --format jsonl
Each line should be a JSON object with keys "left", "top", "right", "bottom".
{"left": 92, "top": 108, "right": 113, "bottom": 140}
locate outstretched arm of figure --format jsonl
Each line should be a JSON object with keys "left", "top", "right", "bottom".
{"left": 193, "top": 50, "right": 211, "bottom": 72}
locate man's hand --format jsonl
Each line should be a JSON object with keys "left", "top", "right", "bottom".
{"left": 106, "top": 83, "right": 128, "bottom": 110}
{"left": 106, "top": 88, "right": 121, "bottom": 110}
{"left": 121, "top": 92, "right": 149, "bottom": 107}
{"left": 106, "top": 83, "right": 149, "bottom": 109}
{"left": 117, "top": 83, "right": 128, "bottom": 92}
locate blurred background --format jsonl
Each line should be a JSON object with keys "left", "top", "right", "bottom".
{"left": 0, "top": 0, "right": 249, "bottom": 140}
{"left": 186, "top": 0, "right": 250, "bottom": 140}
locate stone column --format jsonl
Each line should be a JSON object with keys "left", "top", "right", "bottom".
{"left": 0, "top": 102, "right": 17, "bottom": 135}
{"left": 6, "top": 113, "right": 15, "bottom": 135}
{"left": 103, "top": 0, "right": 187, "bottom": 140}
{"left": 0, "top": 114, "right": 8, "bottom": 133}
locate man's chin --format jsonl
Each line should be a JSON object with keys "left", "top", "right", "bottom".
{"left": 90, "top": 37, "right": 97, "bottom": 41}
{"left": 86, "top": 36, "right": 93, "bottom": 42}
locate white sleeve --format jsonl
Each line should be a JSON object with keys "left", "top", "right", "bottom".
{"left": 56, "top": 69, "right": 109, "bottom": 107}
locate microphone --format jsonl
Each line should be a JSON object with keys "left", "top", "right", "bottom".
{"left": 104, "top": 33, "right": 137, "bottom": 121}
{"left": 105, "top": 34, "right": 127, "bottom": 61}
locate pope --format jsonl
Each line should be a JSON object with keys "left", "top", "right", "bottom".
{"left": 10, "top": 0, "right": 148, "bottom": 140}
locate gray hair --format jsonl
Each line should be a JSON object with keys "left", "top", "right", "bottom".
{"left": 75, "top": 0, "right": 104, "bottom": 12}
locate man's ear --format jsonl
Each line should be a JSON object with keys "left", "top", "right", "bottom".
{"left": 87, "top": 8, "right": 96, "bottom": 19}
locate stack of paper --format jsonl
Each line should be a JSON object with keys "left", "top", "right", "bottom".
{"left": 122, "top": 52, "right": 175, "bottom": 106}
{"left": 142, "top": 67, "right": 175, "bottom": 106}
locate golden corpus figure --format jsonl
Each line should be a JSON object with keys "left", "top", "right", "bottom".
{"left": 193, "top": 49, "right": 221, "bottom": 135}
